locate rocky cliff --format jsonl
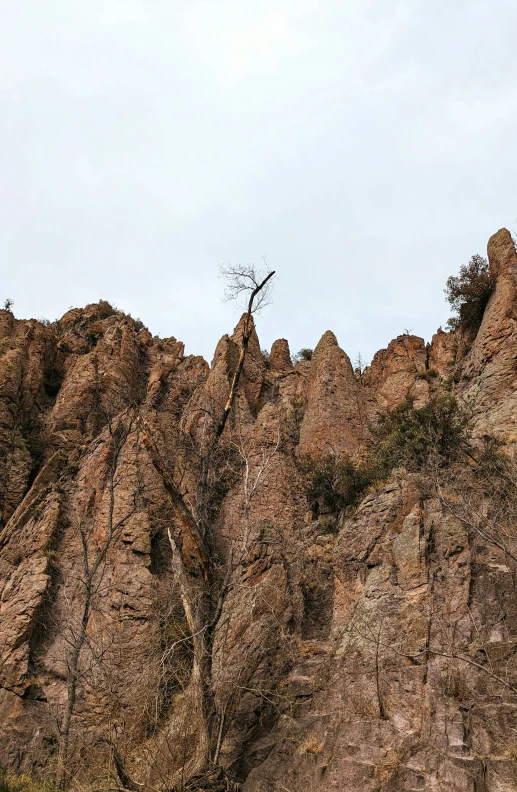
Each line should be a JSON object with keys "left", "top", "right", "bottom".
{"left": 1, "top": 229, "right": 517, "bottom": 792}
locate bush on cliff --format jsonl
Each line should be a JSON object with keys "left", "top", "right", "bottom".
{"left": 300, "top": 395, "right": 469, "bottom": 516}
{"left": 298, "top": 452, "right": 371, "bottom": 515}
{"left": 445, "top": 254, "right": 494, "bottom": 334}
{"left": 371, "top": 394, "right": 469, "bottom": 476}
{"left": 292, "top": 348, "right": 313, "bottom": 364}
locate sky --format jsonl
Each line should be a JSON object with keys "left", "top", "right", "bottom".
{"left": 1, "top": 0, "right": 516, "bottom": 365}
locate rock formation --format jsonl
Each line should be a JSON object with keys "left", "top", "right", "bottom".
{"left": 1, "top": 230, "right": 517, "bottom": 791}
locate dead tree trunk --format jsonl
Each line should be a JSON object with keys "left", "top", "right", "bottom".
{"left": 56, "top": 417, "right": 136, "bottom": 788}
{"left": 138, "top": 267, "right": 275, "bottom": 780}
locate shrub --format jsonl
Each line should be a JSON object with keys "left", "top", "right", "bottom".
{"left": 86, "top": 320, "right": 105, "bottom": 343}
{"left": 205, "top": 442, "right": 243, "bottom": 523}
{"left": 371, "top": 394, "right": 469, "bottom": 475}
{"left": 416, "top": 368, "right": 438, "bottom": 382}
{"left": 298, "top": 453, "right": 372, "bottom": 515}
{"left": 302, "top": 737, "right": 323, "bottom": 754}
{"left": 261, "top": 348, "right": 270, "bottom": 367}
{"left": 292, "top": 348, "right": 313, "bottom": 364}
{"left": 474, "top": 435, "right": 517, "bottom": 498}
{"left": 283, "top": 397, "right": 306, "bottom": 445}
{"left": 96, "top": 299, "right": 119, "bottom": 319}
{"left": 445, "top": 254, "right": 494, "bottom": 334}
{"left": 3, "top": 298, "right": 14, "bottom": 313}
{"left": 300, "top": 395, "right": 470, "bottom": 518}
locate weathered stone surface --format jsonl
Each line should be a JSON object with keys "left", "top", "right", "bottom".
{"left": 269, "top": 338, "right": 292, "bottom": 372}
{"left": 299, "top": 331, "right": 366, "bottom": 457}
{"left": 0, "top": 555, "right": 50, "bottom": 692}
{"left": 362, "top": 334, "right": 429, "bottom": 417}
{"left": 428, "top": 327, "right": 459, "bottom": 378}
{"left": 460, "top": 228, "right": 517, "bottom": 443}
{"left": 0, "top": 312, "right": 57, "bottom": 527}
{"left": 244, "top": 475, "right": 517, "bottom": 792}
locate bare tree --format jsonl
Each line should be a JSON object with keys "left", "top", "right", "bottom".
{"left": 234, "top": 427, "right": 281, "bottom": 553}
{"left": 355, "top": 612, "right": 517, "bottom": 698}
{"left": 56, "top": 414, "right": 138, "bottom": 788}
{"left": 349, "top": 450, "right": 517, "bottom": 743}
{"left": 434, "top": 449, "right": 517, "bottom": 566}
{"left": 134, "top": 265, "right": 275, "bottom": 785}
{"left": 355, "top": 352, "right": 364, "bottom": 375}
{"left": 212, "top": 265, "right": 274, "bottom": 443}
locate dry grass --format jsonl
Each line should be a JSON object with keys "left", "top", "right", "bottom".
{"left": 374, "top": 750, "right": 401, "bottom": 786}
{"left": 0, "top": 771, "right": 55, "bottom": 792}
{"left": 301, "top": 736, "right": 324, "bottom": 755}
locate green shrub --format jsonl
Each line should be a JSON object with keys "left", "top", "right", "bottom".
{"left": 283, "top": 397, "right": 306, "bottom": 446}
{"left": 300, "top": 395, "right": 469, "bottom": 518}
{"left": 472, "top": 437, "right": 517, "bottom": 529}
{"left": 298, "top": 453, "right": 372, "bottom": 515}
{"left": 473, "top": 435, "right": 517, "bottom": 491}
{"left": 445, "top": 254, "right": 494, "bottom": 334}
{"left": 371, "top": 394, "right": 469, "bottom": 476}
{"left": 416, "top": 368, "right": 438, "bottom": 382}
{"left": 261, "top": 348, "right": 270, "bottom": 366}
{"left": 292, "top": 348, "right": 313, "bottom": 364}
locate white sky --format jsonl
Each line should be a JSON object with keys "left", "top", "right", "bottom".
{"left": 1, "top": 0, "right": 516, "bottom": 364}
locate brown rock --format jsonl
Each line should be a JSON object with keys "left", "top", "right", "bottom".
{"left": 461, "top": 228, "right": 517, "bottom": 442}
{"left": 269, "top": 338, "right": 292, "bottom": 372}
{"left": 428, "top": 327, "right": 459, "bottom": 378}
{"left": 362, "top": 333, "right": 429, "bottom": 417}
{"left": 299, "top": 331, "right": 366, "bottom": 457}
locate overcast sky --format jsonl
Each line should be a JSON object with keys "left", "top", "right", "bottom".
{"left": 1, "top": 0, "right": 516, "bottom": 364}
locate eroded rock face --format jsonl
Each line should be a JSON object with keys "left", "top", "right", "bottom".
{"left": 244, "top": 476, "right": 517, "bottom": 792}
{"left": 362, "top": 334, "right": 430, "bottom": 418}
{"left": 0, "top": 313, "right": 57, "bottom": 527}
{"left": 269, "top": 338, "right": 292, "bottom": 373}
{"left": 299, "top": 331, "right": 366, "bottom": 457}
{"left": 460, "top": 228, "right": 517, "bottom": 442}
{"left": 428, "top": 327, "right": 459, "bottom": 378}
{"left": 1, "top": 228, "right": 517, "bottom": 792}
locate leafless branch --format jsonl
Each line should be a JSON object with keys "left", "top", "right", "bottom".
{"left": 219, "top": 262, "right": 275, "bottom": 315}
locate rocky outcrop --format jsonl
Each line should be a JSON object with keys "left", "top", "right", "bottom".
{"left": 362, "top": 334, "right": 430, "bottom": 418}
{"left": 0, "top": 312, "right": 58, "bottom": 527}
{"left": 269, "top": 339, "right": 292, "bottom": 373}
{"left": 428, "top": 327, "right": 459, "bottom": 378}
{"left": 460, "top": 228, "right": 517, "bottom": 442}
{"left": 299, "top": 331, "right": 366, "bottom": 457}
{"left": 1, "top": 228, "right": 517, "bottom": 792}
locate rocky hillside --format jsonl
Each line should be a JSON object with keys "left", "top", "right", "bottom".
{"left": 1, "top": 229, "right": 517, "bottom": 792}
